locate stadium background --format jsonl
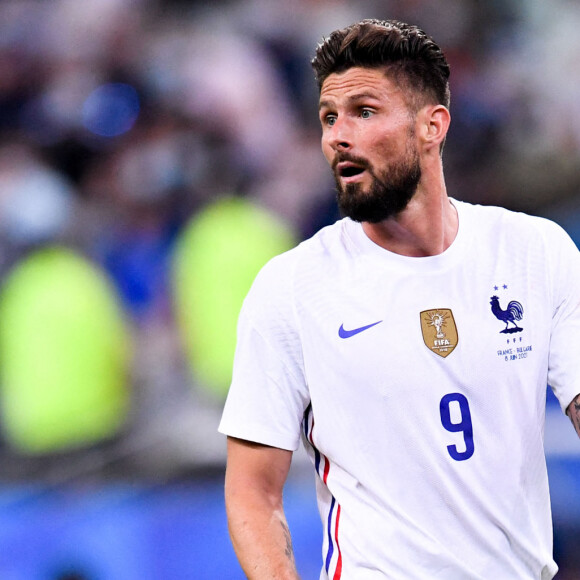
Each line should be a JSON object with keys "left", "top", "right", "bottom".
{"left": 0, "top": 0, "right": 579, "bottom": 577}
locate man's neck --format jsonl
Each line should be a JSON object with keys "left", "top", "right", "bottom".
{"left": 361, "top": 189, "right": 458, "bottom": 257}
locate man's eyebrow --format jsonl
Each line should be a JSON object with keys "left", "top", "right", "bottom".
{"left": 318, "top": 92, "right": 381, "bottom": 110}
{"left": 347, "top": 92, "right": 381, "bottom": 103}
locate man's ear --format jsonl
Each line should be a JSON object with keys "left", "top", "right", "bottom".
{"left": 420, "top": 105, "right": 451, "bottom": 151}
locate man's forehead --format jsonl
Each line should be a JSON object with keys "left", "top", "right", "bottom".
{"left": 319, "top": 67, "right": 402, "bottom": 106}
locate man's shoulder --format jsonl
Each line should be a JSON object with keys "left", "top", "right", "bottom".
{"left": 263, "top": 218, "right": 352, "bottom": 267}
{"left": 299, "top": 217, "right": 354, "bottom": 251}
{"left": 249, "top": 218, "right": 351, "bottom": 293}
{"left": 457, "top": 199, "right": 567, "bottom": 239}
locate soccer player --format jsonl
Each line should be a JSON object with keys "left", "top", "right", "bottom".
{"left": 219, "top": 19, "right": 580, "bottom": 579}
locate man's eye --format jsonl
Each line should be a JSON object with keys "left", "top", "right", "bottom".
{"left": 325, "top": 115, "right": 337, "bottom": 126}
{"left": 361, "top": 109, "right": 373, "bottom": 119}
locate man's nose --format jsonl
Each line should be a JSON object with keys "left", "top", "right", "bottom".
{"left": 327, "top": 117, "right": 353, "bottom": 151}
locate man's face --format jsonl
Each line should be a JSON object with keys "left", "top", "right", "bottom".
{"left": 319, "top": 67, "right": 422, "bottom": 223}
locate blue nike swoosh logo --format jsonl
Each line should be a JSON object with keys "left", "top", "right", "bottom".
{"left": 338, "top": 320, "right": 382, "bottom": 339}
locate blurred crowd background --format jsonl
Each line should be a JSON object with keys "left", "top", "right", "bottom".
{"left": 0, "top": 0, "right": 579, "bottom": 578}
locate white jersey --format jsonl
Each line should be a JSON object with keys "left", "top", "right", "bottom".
{"left": 219, "top": 199, "right": 580, "bottom": 580}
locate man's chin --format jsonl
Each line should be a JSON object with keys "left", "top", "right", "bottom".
{"left": 341, "top": 209, "right": 396, "bottom": 223}
{"left": 337, "top": 191, "right": 414, "bottom": 223}
{"left": 337, "top": 201, "right": 394, "bottom": 223}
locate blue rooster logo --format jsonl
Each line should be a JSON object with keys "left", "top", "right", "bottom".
{"left": 490, "top": 296, "right": 524, "bottom": 334}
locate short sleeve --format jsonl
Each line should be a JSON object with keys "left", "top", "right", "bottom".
{"left": 547, "top": 222, "right": 580, "bottom": 413}
{"left": 218, "top": 250, "right": 310, "bottom": 451}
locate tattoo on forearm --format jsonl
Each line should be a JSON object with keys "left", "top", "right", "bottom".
{"left": 568, "top": 394, "right": 580, "bottom": 437}
{"left": 280, "top": 521, "right": 295, "bottom": 563}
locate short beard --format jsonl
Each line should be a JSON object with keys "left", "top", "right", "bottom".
{"left": 333, "top": 147, "right": 421, "bottom": 224}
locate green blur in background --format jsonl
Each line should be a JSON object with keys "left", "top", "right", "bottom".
{"left": 172, "top": 196, "right": 295, "bottom": 401}
{"left": 0, "top": 247, "right": 131, "bottom": 454}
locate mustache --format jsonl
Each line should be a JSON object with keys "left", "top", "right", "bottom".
{"left": 331, "top": 153, "right": 371, "bottom": 172}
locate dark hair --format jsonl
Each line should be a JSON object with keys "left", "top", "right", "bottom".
{"left": 312, "top": 19, "right": 450, "bottom": 111}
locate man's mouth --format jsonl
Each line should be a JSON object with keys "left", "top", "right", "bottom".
{"left": 337, "top": 162, "right": 366, "bottom": 179}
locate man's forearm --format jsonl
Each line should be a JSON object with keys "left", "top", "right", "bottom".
{"left": 567, "top": 393, "right": 580, "bottom": 438}
{"left": 226, "top": 492, "right": 300, "bottom": 579}
{"left": 224, "top": 438, "right": 299, "bottom": 579}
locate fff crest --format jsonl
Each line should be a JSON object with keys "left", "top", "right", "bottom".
{"left": 420, "top": 309, "right": 458, "bottom": 358}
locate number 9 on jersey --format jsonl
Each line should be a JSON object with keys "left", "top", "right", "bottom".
{"left": 439, "top": 392, "right": 475, "bottom": 461}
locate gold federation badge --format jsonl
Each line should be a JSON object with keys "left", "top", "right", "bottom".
{"left": 420, "top": 309, "right": 458, "bottom": 358}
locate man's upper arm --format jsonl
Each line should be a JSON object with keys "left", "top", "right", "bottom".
{"left": 566, "top": 394, "right": 580, "bottom": 438}
{"left": 225, "top": 437, "right": 293, "bottom": 505}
